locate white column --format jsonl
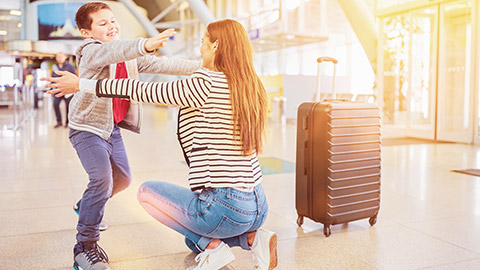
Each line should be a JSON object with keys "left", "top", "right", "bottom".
{"left": 337, "top": 0, "right": 377, "bottom": 68}
{"left": 186, "top": 0, "right": 215, "bottom": 24}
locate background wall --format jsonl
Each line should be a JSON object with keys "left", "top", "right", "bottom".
{"left": 25, "top": 0, "right": 148, "bottom": 45}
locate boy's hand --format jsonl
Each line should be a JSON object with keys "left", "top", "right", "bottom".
{"left": 40, "top": 70, "right": 80, "bottom": 97}
{"left": 145, "top": 28, "right": 176, "bottom": 52}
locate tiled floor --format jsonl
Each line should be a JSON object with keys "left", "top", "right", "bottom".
{"left": 1, "top": 104, "right": 480, "bottom": 270}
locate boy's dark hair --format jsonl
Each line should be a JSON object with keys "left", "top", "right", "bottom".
{"left": 75, "top": 2, "right": 111, "bottom": 30}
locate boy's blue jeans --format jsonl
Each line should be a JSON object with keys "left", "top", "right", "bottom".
{"left": 69, "top": 125, "right": 131, "bottom": 243}
{"left": 137, "top": 181, "right": 268, "bottom": 252}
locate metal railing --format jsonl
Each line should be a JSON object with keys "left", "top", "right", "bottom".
{"left": 0, "top": 85, "right": 36, "bottom": 130}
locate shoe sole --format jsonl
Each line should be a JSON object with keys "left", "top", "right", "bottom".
{"left": 99, "top": 223, "right": 108, "bottom": 231}
{"left": 269, "top": 233, "right": 278, "bottom": 270}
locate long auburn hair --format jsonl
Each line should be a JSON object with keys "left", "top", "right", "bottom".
{"left": 206, "top": 19, "right": 267, "bottom": 156}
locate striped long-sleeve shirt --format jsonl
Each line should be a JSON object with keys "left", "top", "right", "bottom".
{"left": 92, "top": 68, "right": 263, "bottom": 191}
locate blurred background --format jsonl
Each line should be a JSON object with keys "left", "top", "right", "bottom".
{"left": 0, "top": 0, "right": 477, "bottom": 144}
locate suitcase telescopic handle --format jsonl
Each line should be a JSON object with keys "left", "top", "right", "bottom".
{"left": 315, "top": 57, "right": 338, "bottom": 101}
{"left": 317, "top": 57, "right": 338, "bottom": 64}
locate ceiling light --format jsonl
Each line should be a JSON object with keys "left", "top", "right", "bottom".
{"left": 0, "top": 30, "right": 7, "bottom": 36}
{"left": 10, "top": 10, "right": 22, "bottom": 16}
{"left": 286, "top": 35, "right": 295, "bottom": 40}
{"left": 17, "top": 23, "right": 22, "bottom": 28}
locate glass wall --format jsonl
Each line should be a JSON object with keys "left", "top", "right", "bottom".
{"left": 381, "top": 14, "right": 410, "bottom": 127}
{"left": 409, "top": 8, "right": 436, "bottom": 132}
{"left": 378, "top": 0, "right": 477, "bottom": 142}
{"left": 436, "top": 0, "right": 473, "bottom": 142}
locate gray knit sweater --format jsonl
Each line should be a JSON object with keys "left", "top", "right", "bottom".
{"left": 69, "top": 37, "right": 201, "bottom": 140}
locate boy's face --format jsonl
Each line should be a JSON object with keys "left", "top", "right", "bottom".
{"left": 80, "top": 8, "right": 120, "bottom": 42}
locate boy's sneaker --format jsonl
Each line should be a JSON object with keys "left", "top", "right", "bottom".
{"left": 251, "top": 229, "right": 278, "bottom": 270}
{"left": 74, "top": 201, "right": 109, "bottom": 231}
{"left": 73, "top": 241, "right": 109, "bottom": 270}
{"left": 187, "top": 242, "right": 235, "bottom": 270}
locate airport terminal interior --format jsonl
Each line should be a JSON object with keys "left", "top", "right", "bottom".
{"left": 1, "top": 0, "right": 480, "bottom": 269}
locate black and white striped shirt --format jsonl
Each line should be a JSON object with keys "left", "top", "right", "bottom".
{"left": 94, "top": 68, "right": 263, "bottom": 191}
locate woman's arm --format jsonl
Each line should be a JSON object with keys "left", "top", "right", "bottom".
{"left": 137, "top": 55, "right": 202, "bottom": 76}
{"left": 96, "top": 70, "right": 212, "bottom": 108}
{"left": 43, "top": 70, "right": 212, "bottom": 108}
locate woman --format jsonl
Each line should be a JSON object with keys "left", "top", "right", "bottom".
{"left": 44, "top": 19, "right": 277, "bottom": 270}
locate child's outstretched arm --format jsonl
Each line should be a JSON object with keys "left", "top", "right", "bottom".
{"left": 42, "top": 70, "right": 80, "bottom": 97}
{"left": 144, "top": 29, "right": 176, "bottom": 52}
{"left": 79, "top": 29, "right": 176, "bottom": 70}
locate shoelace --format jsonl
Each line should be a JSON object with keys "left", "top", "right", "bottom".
{"left": 194, "top": 252, "right": 210, "bottom": 268}
{"left": 84, "top": 243, "right": 109, "bottom": 265}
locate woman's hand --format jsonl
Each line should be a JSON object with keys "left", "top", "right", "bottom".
{"left": 41, "top": 70, "right": 80, "bottom": 97}
{"left": 144, "top": 28, "right": 176, "bottom": 52}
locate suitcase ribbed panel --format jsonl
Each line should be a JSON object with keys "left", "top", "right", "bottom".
{"left": 330, "top": 118, "right": 381, "bottom": 126}
{"left": 325, "top": 103, "right": 381, "bottom": 225}
{"left": 329, "top": 150, "right": 380, "bottom": 162}
{"left": 328, "top": 165, "right": 380, "bottom": 180}
{"left": 327, "top": 173, "right": 380, "bottom": 188}
{"left": 327, "top": 180, "right": 380, "bottom": 197}
{"left": 329, "top": 143, "right": 380, "bottom": 154}
{"left": 330, "top": 134, "right": 380, "bottom": 144}
{"left": 327, "top": 188, "right": 380, "bottom": 205}
{"left": 328, "top": 198, "right": 380, "bottom": 215}
{"left": 326, "top": 207, "right": 380, "bottom": 223}
{"left": 330, "top": 126, "right": 380, "bottom": 135}
{"left": 329, "top": 158, "right": 380, "bottom": 171}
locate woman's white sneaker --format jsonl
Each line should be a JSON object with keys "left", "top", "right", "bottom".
{"left": 188, "top": 242, "right": 235, "bottom": 270}
{"left": 251, "top": 229, "right": 278, "bottom": 270}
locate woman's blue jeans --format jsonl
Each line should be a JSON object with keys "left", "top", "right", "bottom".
{"left": 137, "top": 181, "right": 268, "bottom": 252}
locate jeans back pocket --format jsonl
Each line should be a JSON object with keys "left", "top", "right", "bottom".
{"left": 207, "top": 215, "right": 254, "bottom": 239}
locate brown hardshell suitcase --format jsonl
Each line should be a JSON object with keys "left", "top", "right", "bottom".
{"left": 295, "top": 57, "right": 381, "bottom": 237}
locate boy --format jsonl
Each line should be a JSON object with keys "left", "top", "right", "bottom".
{"left": 69, "top": 2, "right": 201, "bottom": 269}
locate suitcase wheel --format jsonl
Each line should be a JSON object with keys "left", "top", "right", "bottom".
{"left": 323, "top": 225, "right": 331, "bottom": 237}
{"left": 369, "top": 215, "right": 377, "bottom": 226}
{"left": 296, "top": 215, "right": 304, "bottom": 227}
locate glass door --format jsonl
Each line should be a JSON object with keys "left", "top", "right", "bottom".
{"left": 477, "top": 0, "right": 480, "bottom": 145}
{"left": 380, "top": 7, "right": 437, "bottom": 139}
{"left": 407, "top": 7, "right": 437, "bottom": 139}
{"left": 437, "top": 0, "right": 473, "bottom": 143}
{"left": 380, "top": 14, "right": 410, "bottom": 137}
